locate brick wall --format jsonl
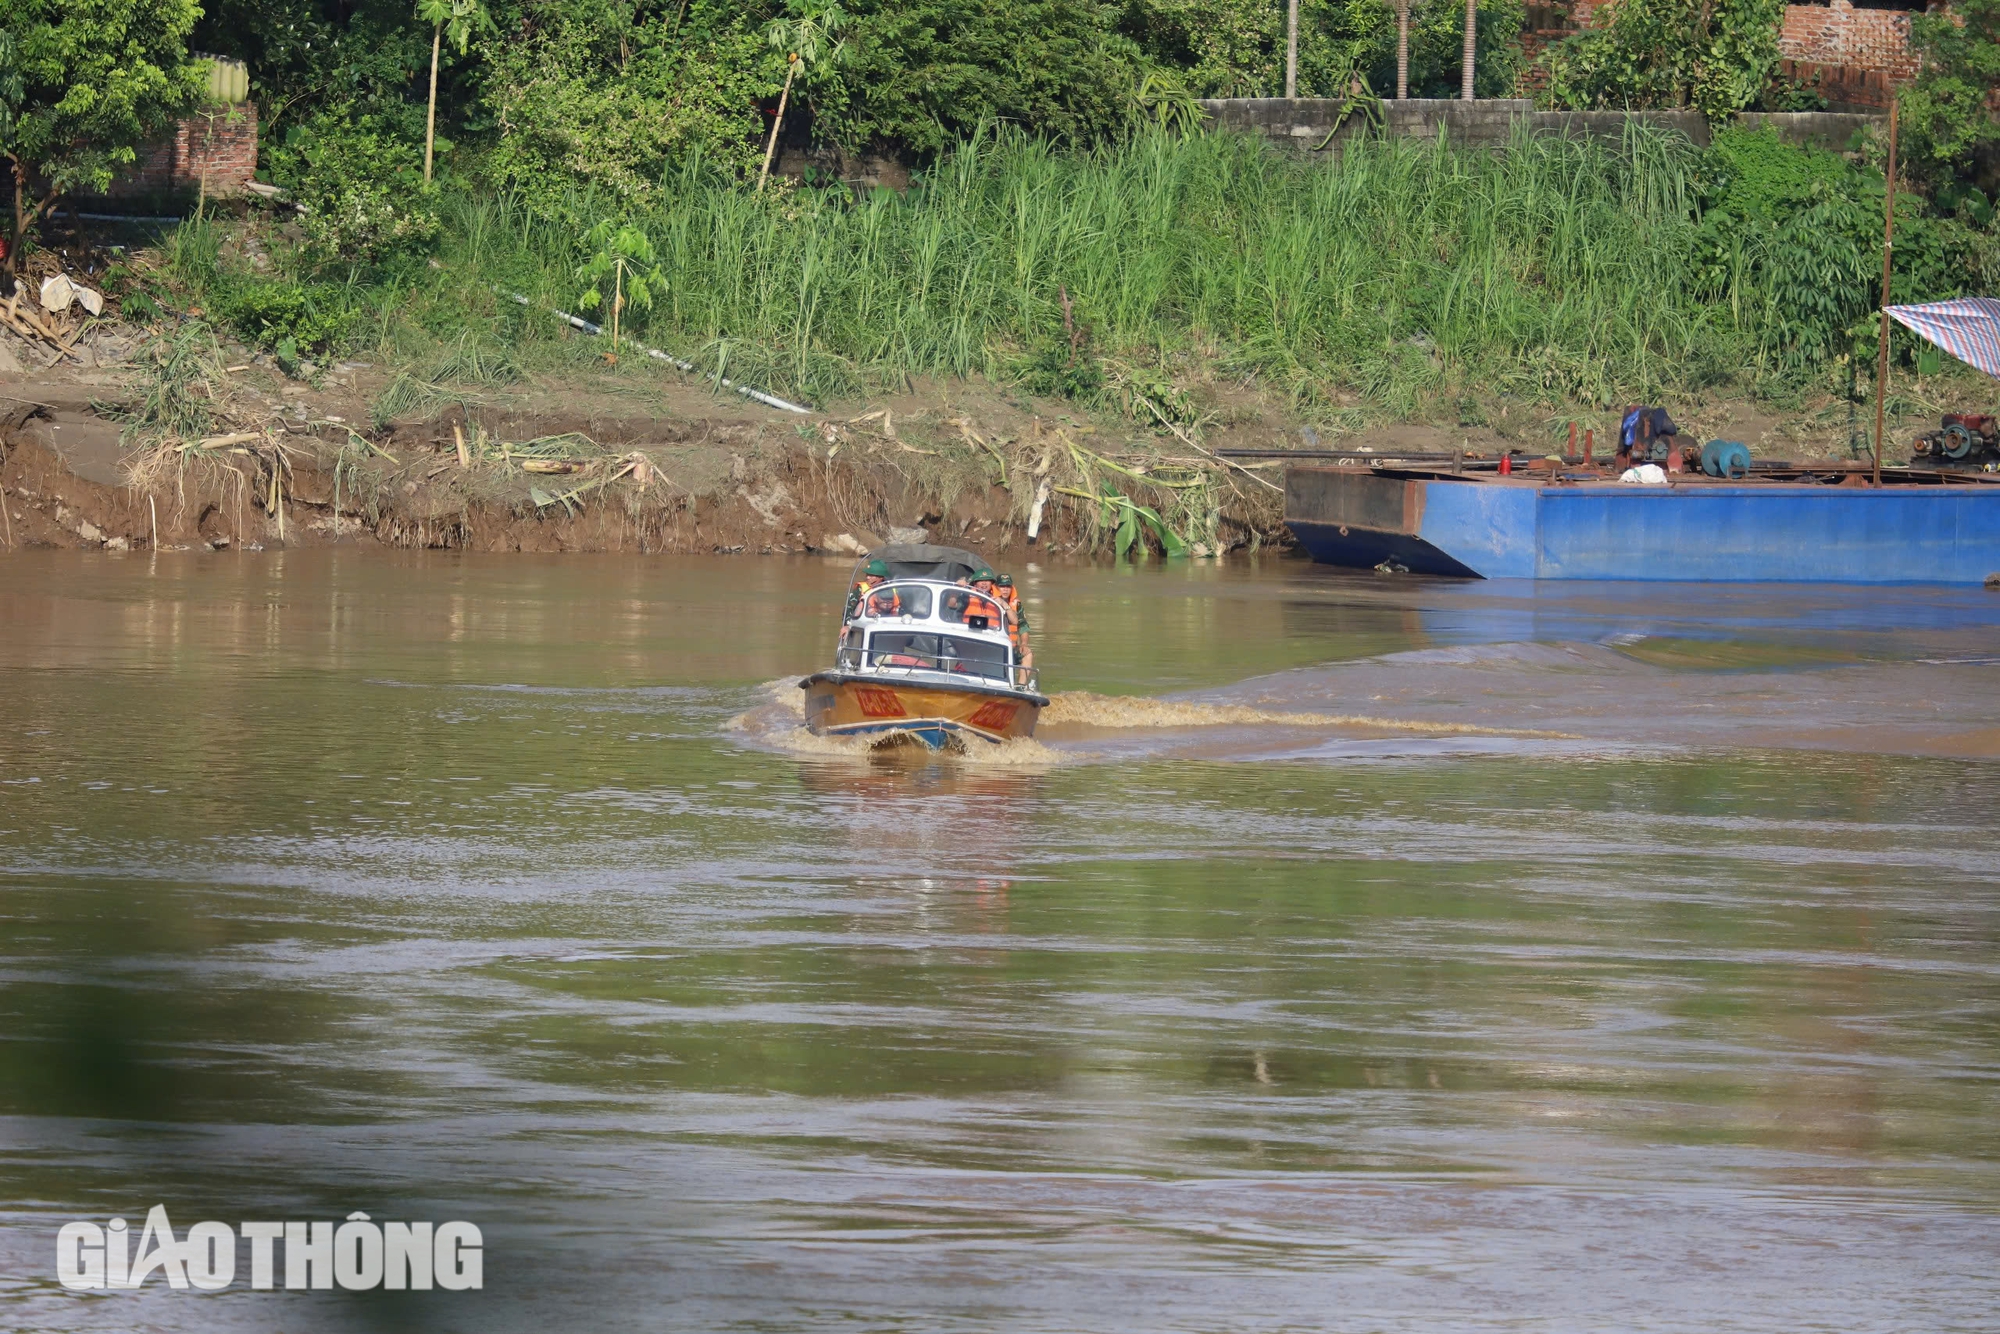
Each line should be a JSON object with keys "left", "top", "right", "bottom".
{"left": 1779, "top": 2, "right": 1923, "bottom": 82}
{"left": 1776, "top": 56, "right": 1901, "bottom": 108}
{"left": 105, "top": 103, "right": 259, "bottom": 199}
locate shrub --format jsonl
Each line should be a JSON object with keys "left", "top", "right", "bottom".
{"left": 1118, "top": 0, "right": 1523, "bottom": 101}
{"left": 1543, "top": 0, "right": 1785, "bottom": 120}
{"left": 216, "top": 279, "right": 358, "bottom": 360}
{"left": 812, "top": 0, "right": 1141, "bottom": 154}
{"left": 265, "top": 104, "right": 442, "bottom": 270}
{"left": 481, "top": 8, "right": 768, "bottom": 206}
{"left": 1692, "top": 128, "right": 1980, "bottom": 367}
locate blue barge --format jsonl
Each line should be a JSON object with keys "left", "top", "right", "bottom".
{"left": 1283, "top": 464, "right": 2000, "bottom": 583}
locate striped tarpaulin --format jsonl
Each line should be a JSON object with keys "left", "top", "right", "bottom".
{"left": 1887, "top": 297, "right": 2000, "bottom": 379}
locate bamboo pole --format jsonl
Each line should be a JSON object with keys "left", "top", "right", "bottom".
{"left": 758, "top": 57, "right": 798, "bottom": 193}
{"left": 424, "top": 23, "right": 442, "bottom": 182}
{"left": 1873, "top": 95, "right": 1898, "bottom": 489}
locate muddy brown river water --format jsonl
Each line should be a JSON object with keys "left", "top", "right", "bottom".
{"left": 1, "top": 551, "right": 1997, "bottom": 1332}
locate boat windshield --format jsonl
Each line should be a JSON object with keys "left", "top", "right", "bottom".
{"left": 858, "top": 583, "right": 933, "bottom": 619}
{"left": 864, "top": 631, "right": 1011, "bottom": 681}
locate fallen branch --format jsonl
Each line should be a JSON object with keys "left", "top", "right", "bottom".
{"left": 0, "top": 298, "right": 78, "bottom": 362}
{"left": 1131, "top": 391, "right": 1281, "bottom": 493}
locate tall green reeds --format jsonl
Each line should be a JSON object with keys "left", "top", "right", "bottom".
{"left": 404, "top": 124, "right": 1799, "bottom": 407}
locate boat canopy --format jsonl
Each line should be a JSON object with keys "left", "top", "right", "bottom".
{"left": 868, "top": 544, "right": 985, "bottom": 582}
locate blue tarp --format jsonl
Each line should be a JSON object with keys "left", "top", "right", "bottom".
{"left": 1888, "top": 297, "right": 2000, "bottom": 380}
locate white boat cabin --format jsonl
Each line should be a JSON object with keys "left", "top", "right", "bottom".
{"left": 837, "top": 578, "right": 1034, "bottom": 690}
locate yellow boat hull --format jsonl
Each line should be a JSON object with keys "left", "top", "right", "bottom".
{"left": 801, "top": 672, "right": 1045, "bottom": 747}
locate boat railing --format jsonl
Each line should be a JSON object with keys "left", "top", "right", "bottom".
{"left": 835, "top": 642, "right": 1039, "bottom": 693}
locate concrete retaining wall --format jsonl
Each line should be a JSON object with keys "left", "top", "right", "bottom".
{"left": 1199, "top": 98, "right": 1884, "bottom": 152}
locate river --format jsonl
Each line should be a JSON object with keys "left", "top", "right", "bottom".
{"left": 1, "top": 551, "right": 1997, "bottom": 1331}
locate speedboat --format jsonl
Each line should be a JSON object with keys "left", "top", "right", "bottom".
{"left": 800, "top": 544, "right": 1047, "bottom": 749}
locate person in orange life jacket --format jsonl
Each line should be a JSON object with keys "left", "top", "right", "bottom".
{"left": 846, "top": 559, "right": 890, "bottom": 619}
{"left": 994, "top": 574, "right": 1031, "bottom": 671}
{"left": 963, "top": 570, "right": 1005, "bottom": 630}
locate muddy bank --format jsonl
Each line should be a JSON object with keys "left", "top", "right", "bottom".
{"left": 0, "top": 393, "right": 1286, "bottom": 558}
{"left": 0, "top": 308, "right": 1904, "bottom": 561}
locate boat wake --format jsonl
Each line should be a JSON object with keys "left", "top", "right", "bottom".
{"left": 1038, "top": 690, "right": 1575, "bottom": 739}
{"left": 726, "top": 673, "right": 1579, "bottom": 768}
{"left": 726, "top": 679, "right": 1065, "bottom": 767}
{"left": 726, "top": 617, "right": 2000, "bottom": 765}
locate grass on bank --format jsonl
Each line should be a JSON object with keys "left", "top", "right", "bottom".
{"left": 144, "top": 124, "right": 1998, "bottom": 436}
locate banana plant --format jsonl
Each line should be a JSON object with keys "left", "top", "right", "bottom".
{"left": 1054, "top": 482, "right": 1188, "bottom": 559}
{"left": 1106, "top": 492, "right": 1187, "bottom": 559}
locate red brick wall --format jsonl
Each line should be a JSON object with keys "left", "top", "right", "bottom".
{"left": 1779, "top": 2, "right": 1923, "bottom": 82}
{"left": 106, "top": 103, "right": 259, "bottom": 198}
{"left": 1776, "top": 56, "right": 1901, "bottom": 107}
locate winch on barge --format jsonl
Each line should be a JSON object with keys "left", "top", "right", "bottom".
{"left": 801, "top": 544, "right": 1047, "bottom": 749}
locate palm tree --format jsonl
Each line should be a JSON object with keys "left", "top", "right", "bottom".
{"left": 1394, "top": 0, "right": 1410, "bottom": 98}
{"left": 416, "top": 0, "right": 491, "bottom": 183}
{"left": 1285, "top": 0, "right": 1300, "bottom": 98}
{"left": 757, "top": 0, "right": 850, "bottom": 192}
{"left": 1461, "top": 0, "right": 1478, "bottom": 100}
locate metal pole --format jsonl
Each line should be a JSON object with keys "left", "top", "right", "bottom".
{"left": 1873, "top": 96, "right": 1898, "bottom": 488}
{"left": 1286, "top": 0, "right": 1300, "bottom": 99}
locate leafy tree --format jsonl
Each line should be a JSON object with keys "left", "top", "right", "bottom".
{"left": 0, "top": 0, "right": 205, "bottom": 282}
{"left": 418, "top": 0, "right": 494, "bottom": 181}
{"left": 189, "top": 0, "right": 435, "bottom": 140}
{"left": 814, "top": 0, "right": 1140, "bottom": 154}
{"left": 1899, "top": 0, "right": 2000, "bottom": 192}
{"left": 1118, "top": 0, "right": 1520, "bottom": 102}
{"left": 267, "top": 102, "right": 442, "bottom": 270}
{"left": 576, "top": 220, "right": 668, "bottom": 350}
{"left": 1542, "top": 0, "right": 1785, "bottom": 120}
{"left": 482, "top": 1, "right": 771, "bottom": 202}
{"left": 758, "top": 0, "right": 849, "bottom": 190}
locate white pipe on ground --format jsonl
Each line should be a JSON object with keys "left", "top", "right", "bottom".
{"left": 503, "top": 292, "right": 813, "bottom": 415}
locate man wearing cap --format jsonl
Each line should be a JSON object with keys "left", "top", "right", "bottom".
{"left": 964, "top": 569, "right": 1005, "bottom": 631}
{"left": 846, "top": 559, "right": 891, "bottom": 621}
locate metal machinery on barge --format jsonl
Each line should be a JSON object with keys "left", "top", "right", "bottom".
{"left": 1256, "top": 297, "right": 2000, "bottom": 584}
{"left": 1271, "top": 450, "right": 2000, "bottom": 584}
{"left": 801, "top": 544, "right": 1047, "bottom": 749}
